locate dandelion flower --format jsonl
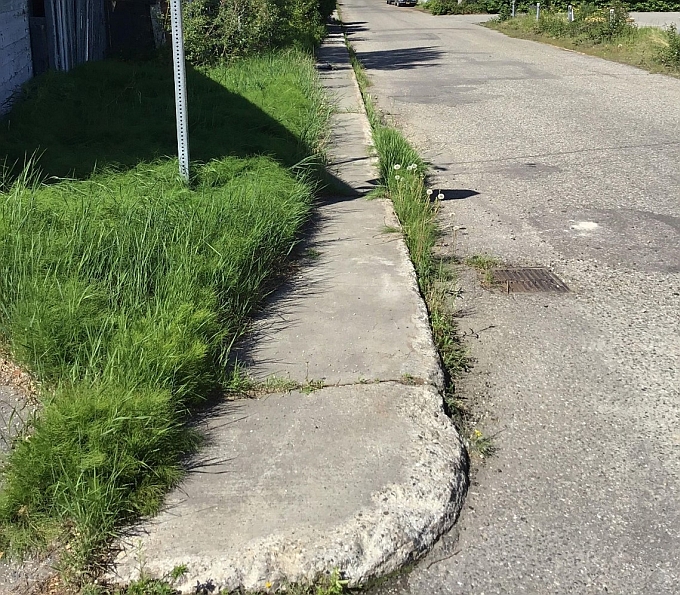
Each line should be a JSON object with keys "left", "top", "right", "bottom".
{"left": 437, "top": 193, "right": 444, "bottom": 200}
{"left": 426, "top": 189, "right": 433, "bottom": 196}
{"left": 395, "top": 174, "right": 401, "bottom": 180}
{"left": 410, "top": 163, "right": 417, "bottom": 170}
{"left": 393, "top": 163, "right": 401, "bottom": 170}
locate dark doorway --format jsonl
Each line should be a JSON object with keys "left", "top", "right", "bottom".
{"left": 107, "top": 1, "right": 156, "bottom": 58}
{"left": 29, "top": 0, "right": 49, "bottom": 76}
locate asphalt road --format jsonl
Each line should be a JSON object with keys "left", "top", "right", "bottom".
{"left": 338, "top": 3, "right": 680, "bottom": 594}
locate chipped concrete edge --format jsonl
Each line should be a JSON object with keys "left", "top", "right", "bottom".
{"left": 312, "top": 9, "right": 468, "bottom": 580}
{"left": 111, "top": 386, "right": 468, "bottom": 594}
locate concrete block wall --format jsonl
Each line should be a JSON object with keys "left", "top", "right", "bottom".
{"left": 0, "top": 0, "right": 32, "bottom": 113}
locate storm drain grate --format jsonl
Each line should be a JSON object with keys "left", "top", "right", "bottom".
{"left": 491, "top": 268, "right": 569, "bottom": 293}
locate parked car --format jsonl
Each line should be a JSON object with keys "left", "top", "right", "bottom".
{"left": 387, "top": 0, "right": 417, "bottom": 6}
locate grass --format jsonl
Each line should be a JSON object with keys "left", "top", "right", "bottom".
{"left": 486, "top": 11, "right": 680, "bottom": 76}
{"left": 77, "top": 568, "right": 350, "bottom": 595}
{"left": 0, "top": 49, "right": 331, "bottom": 579}
{"left": 466, "top": 254, "right": 501, "bottom": 285}
{"left": 0, "top": 51, "right": 327, "bottom": 182}
{"left": 469, "top": 428, "right": 497, "bottom": 458}
{"left": 228, "top": 374, "right": 327, "bottom": 398}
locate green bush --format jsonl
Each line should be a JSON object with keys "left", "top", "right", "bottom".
{"left": 182, "top": 0, "right": 334, "bottom": 65}
{"left": 275, "top": 0, "right": 328, "bottom": 50}
{"left": 426, "top": 0, "right": 499, "bottom": 15}
{"left": 606, "top": 0, "right": 679, "bottom": 9}
{"left": 515, "top": 0, "right": 680, "bottom": 11}
{"left": 658, "top": 23, "right": 680, "bottom": 70}
{"left": 478, "top": 0, "right": 507, "bottom": 11}
{"left": 183, "top": 0, "right": 279, "bottom": 63}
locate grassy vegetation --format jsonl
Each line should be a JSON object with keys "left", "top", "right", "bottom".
{"left": 0, "top": 53, "right": 325, "bottom": 181}
{"left": 0, "top": 50, "right": 330, "bottom": 578}
{"left": 78, "top": 568, "right": 350, "bottom": 595}
{"left": 466, "top": 254, "right": 501, "bottom": 285}
{"left": 424, "top": 0, "right": 502, "bottom": 16}
{"left": 486, "top": 6, "right": 680, "bottom": 76}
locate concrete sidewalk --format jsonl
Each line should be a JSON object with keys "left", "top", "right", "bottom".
{"left": 111, "top": 22, "right": 468, "bottom": 593}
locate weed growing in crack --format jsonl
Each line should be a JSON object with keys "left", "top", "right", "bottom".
{"left": 470, "top": 428, "right": 498, "bottom": 459}
{"left": 225, "top": 374, "right": 327, "bottom": 398}
{"left": 465, "top": 254, "right": 501, "bottom": 286}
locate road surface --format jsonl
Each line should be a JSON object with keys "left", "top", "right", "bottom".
{"left": 338, "top": 3, "right": 680, "bottom": 593}
{"left": 631, "top": 11, "right": 680, "bottom": 29}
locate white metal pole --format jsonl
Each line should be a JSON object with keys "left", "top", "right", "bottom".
{"left": 169, "top": 0, "right": 190, "bottom": 183}
{"left": 536, "top": 2, "right": 540, "bottom": 20}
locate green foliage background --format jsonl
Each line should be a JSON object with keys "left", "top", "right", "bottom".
{"left": 426, "top": 0, "right": 680, "bottom": 16}
{"left": 182, "top": 0, "right": 337, "bottom": 64}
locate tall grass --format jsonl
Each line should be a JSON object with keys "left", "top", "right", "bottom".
{"left": 346, "top": 43, "right": 435, "bottom": 283}
{"left": 346, "top": 41, "right": 468, "bottom": 380}
{"left": 372, "top": 128, "right": 435, "bottom": 286}
{"left": 659, "top": 24, "right": 680, "bottom": 70}
{"left": 369, "top": 130, "right": 467, "bottom": 378}
{"left": 0, "top": 51, "right": 330, "bottom": 568}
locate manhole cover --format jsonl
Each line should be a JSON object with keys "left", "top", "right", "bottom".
{"left": 491, "top": 268, "right": 569, "bottom": 293}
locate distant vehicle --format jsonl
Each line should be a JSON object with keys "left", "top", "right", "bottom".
{"left": 386, "top": 0, "right": 417, "bottom": 6}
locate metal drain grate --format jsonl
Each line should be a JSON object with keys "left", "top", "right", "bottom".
{"left": 491, "top": 268, "right": 569, "bottom": 293}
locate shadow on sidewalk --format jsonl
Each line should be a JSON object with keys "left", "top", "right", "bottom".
{"left": 352, "top": 46, "right": 444, "bottom": 70}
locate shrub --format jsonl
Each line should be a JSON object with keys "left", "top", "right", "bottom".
{"left": 182, "top": 0, "right": 335, "bottom": 64}
{"left": 517, "top": 1, "right": 634, "bottom": 44}
{"left": 274, "top": 0, "right": 327, "bottom": 50}
{"left": 426, "top": 0, "right": 500, "bottom": 15}
{"left": 516, "top": 0, "right": 680, "bottom": 10}
{"left": 183, "top": 0, "right": 279, "bottom": 63}
{"left": 658, "top": 23, "right": 680, "bottom": 70}
{"left": 625, "top": 0, "right": 680, "bottom": 9}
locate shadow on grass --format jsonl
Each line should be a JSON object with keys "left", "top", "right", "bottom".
{"left": 0, "top": 57, "right": 316, "bottom": 182}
